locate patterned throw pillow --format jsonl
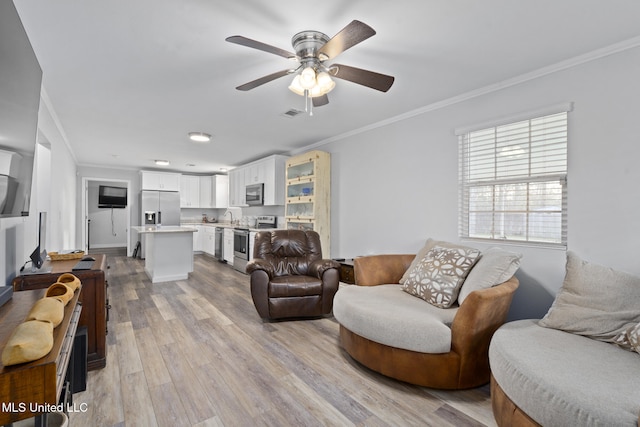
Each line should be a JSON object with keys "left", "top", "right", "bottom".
{"left": 402, "top": 246, "right": 481, "bottom": 308}
{"left": 613, "top": 322, "right": 640, "bottom": 354}
{"left": 399, "top": 238, "right": 477, "bottom": 285}
{"left": 630, "top": 323, "right": 640, "bottom": 355}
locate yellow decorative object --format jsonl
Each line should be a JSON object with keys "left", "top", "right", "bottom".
{"left": 48, "top": 251, "right": 84, "bottom": 261}
{"left": 26, "top": 297, "right": 64, "bottom": 327}
{"left": 57, "top": 273, "right": 81, "bottom": 291}
{"left": 1, "top": 320, "right": 54, "bottom": 366}
{"left": 45, "top": 283, "right": 74, "bottom": 306}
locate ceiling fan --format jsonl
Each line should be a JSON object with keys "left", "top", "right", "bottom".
{"left": 226, "top": 20, "right": 394, "bottom": 113}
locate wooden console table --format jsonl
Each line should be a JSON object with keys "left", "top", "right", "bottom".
{"left": 0, "top": 288, "right": 81, "bottom": 425}
{"left": 12, "top": 254, "right": 108, "bottom": 370}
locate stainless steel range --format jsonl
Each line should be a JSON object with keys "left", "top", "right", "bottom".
{"left": 232, "top": 216, "right": 277, "bottom": 273}
{"left": 255, "top": 215, "right": 277, "bottom": 229}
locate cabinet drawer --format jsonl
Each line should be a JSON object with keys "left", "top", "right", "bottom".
{"left": 339, "top": 261, "right": 355, "bottom": 284}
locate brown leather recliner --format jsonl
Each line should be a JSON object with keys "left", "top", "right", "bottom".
{"left": 246, "top": 230, "right": 340, "bottom": 320}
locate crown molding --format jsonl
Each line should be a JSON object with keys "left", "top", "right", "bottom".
{"left": 294, "top": 35, "right": 640, "bottom": 155}
{"left": 40, "top": 88, "right": 77, "bottom": 163}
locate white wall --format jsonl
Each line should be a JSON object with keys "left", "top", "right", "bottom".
{"left": 76, "top": 166, "right": 140, "bottom": 255}
{"left": 322, "top": 46, "right": 640, "bottom": 320}
{"left": 87, "top": 181, "right": 127, "bottom": 248}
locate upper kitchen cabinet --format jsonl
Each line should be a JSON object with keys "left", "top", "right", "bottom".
{"left": 262, "top": 155, "right": 286, "bottom": 206}
{"left": 181, "top": 174, "right": 229, "bottom": 209}
{"left": 211, "top": 175, "right": 229, "bottom": 208}
{"left": 285, "top": 150, "right": 331, "bottom": 257}
{"left": 141, "top": 171, "right": 181, "bottom": 191}
{"left": 200, "top": 175, "right": 229, "bottom": 208}
{"left": 180, "top": 174, "right": 200, "bottom": 207}
{"left": 228, "top": 168, "right": 244, "bottom": 207}
{"left": 228, "top": 155, "right": 287, "bottom": 206}
{"left": 199, "top": 176, "right": 212, "bottom": 208}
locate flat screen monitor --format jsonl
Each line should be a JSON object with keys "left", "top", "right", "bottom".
{"left": 0, "top": 1, "right": 42, "bottom": 218}
{"left": 29, "top": 211, "right": 48, "bottom": 271}
{"left": 98, "top": 185, "right": 127, "bottom": 208}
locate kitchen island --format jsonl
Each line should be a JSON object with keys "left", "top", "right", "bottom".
{"left": 133, "top": 225, "right": 197, "bottom": 283}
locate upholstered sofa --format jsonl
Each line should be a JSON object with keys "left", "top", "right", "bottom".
{"left": 333, "top": 239, "right": 521, "bottom": 389}
{"left": 490, "top": 252, "right": 640, "bottom": 426}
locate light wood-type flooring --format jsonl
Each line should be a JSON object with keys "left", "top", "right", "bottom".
{"left": 65, "top": 254, "right": 497, "bottom": 427}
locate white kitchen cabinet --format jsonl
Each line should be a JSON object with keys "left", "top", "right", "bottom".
{"left": 202, "top": 226, "right": 215, "bottom": 256}
{"left": 180, "top": 174, "right": 200, "bottom": 207}
{"left": 192, "top": 225, "right": 203, "bottom": 252}
{"left": 228, "top": 169, "right": 236, "bottom": 206}
{"left": 223, "top": 228, "right": 234, "bottom": 264}
{"left": 199, "top": 176, "right": 212, "bottom": 208}
{"left": 246, "top": 162, "right": 264, "bottom": 185}
{"left": 228, "top": 168, "right": 245, "bottom": 207}
{"left": 141, "top": 171, "right": 181, "bottom": 191}
{"left": 201, "top": 175, "right": 229, "bottom": 208}
{"left": 211, "top": 175, "right": 229, "bottom": 208}
{"left": 228, "top": 155, "right": 286, "bottom": 206}
{"left": 179, "top": 175, "right": 228, "bottom": 209}
{"left": 262, "top": 155, "right": 286, "bottom": 206}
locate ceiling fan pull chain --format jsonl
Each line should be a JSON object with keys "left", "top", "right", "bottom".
{"left": 304, "top": 89, "right": 309, "bottom": 113}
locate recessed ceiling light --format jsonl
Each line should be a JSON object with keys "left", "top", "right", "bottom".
{"left": 219, "top": 168, "right": 228, "bottom": 173}
{"left": 186, "top": 163, "right": 196, "bottom": 167}
{"left": 188, "top": 132, "right": 211, "bottom": 142}
{"left": 155, "top": 160, "right": 170, "bottom": 166}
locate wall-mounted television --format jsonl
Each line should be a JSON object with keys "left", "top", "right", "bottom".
{"left": 0, "top": 1, "right": 42, "bottom": 218}
{"left": 99, "top": 185, "right": 127, "bottom": 208}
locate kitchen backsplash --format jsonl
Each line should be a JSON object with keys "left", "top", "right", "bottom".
{"left": 180, "top": 206, "right": 285, "bottom": 228}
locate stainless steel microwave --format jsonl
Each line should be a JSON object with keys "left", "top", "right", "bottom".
{"left": 246, "top": 183, "right": 264, "bottom": 206}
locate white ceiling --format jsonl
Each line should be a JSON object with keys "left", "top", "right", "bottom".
{"left": 14, "top": 0, "right": 640, "bottom": 173}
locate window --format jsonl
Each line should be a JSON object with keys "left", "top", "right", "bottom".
{"left": 458, "top": 108, "right": 569, "bottom": 247}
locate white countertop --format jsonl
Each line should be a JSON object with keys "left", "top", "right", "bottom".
{"left": 180, "top": 221, "right": 280, "bottom": 233}
{"left": 133, "top": 225, "right": 197, "bottom": 234}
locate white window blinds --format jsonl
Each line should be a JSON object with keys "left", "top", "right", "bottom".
{"left": 458, "top": 110, "right": 568, "bottom": 246}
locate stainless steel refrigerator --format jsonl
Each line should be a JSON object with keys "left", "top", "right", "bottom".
{"left": 139, "top": 190, "right": 180, "bottom": 259}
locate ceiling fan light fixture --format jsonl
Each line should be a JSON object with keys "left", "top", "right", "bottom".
{"left": 309, "top": 85, "right": 323, "bottom": 98}
{"left": 288, "top": 75, "right": 305, "bottom": 96}
{"left": 299, "top": 66, "right": 317, "bottom": 90}
{"left": 316, "top": 71, "right": 335, "bottom": 94}
{"left": 289, "top": 70, "right": 335, "bottom": 98}
{"left": 188, "top": 132, "right": 211, "bottom": 142}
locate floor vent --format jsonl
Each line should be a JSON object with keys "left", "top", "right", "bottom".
{"left": 282, "top": 108, "right": 304, "bottom": 118}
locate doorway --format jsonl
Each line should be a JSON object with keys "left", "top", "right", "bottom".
{"left": 81, "top": 177, "right": 131, "bottom": 256}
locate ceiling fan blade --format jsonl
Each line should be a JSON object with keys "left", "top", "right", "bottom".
{"left": 226, "top": 35, "right": 296, "bottom": 59}
{"left": 312, "top": 94, "right": 329, "bottom": 107}
{"left": 235, "top": 69, "right": 292, "bottom": 91}
{"left": 318, "top": 20, "right": 376, "bottom": 60}
{"left": 330, "top": 64, "right": 394, "bottom": 92}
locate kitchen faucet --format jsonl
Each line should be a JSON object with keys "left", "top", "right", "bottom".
{"left": 224, "top": 209, "right": 234, "bottom": 224}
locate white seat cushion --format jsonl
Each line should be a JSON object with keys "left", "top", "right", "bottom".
{"left": 333, "top": 284, "right": 458, "bottom": 353}
{"left": 490, "top": 319, "right": 640, "bottom": 427}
